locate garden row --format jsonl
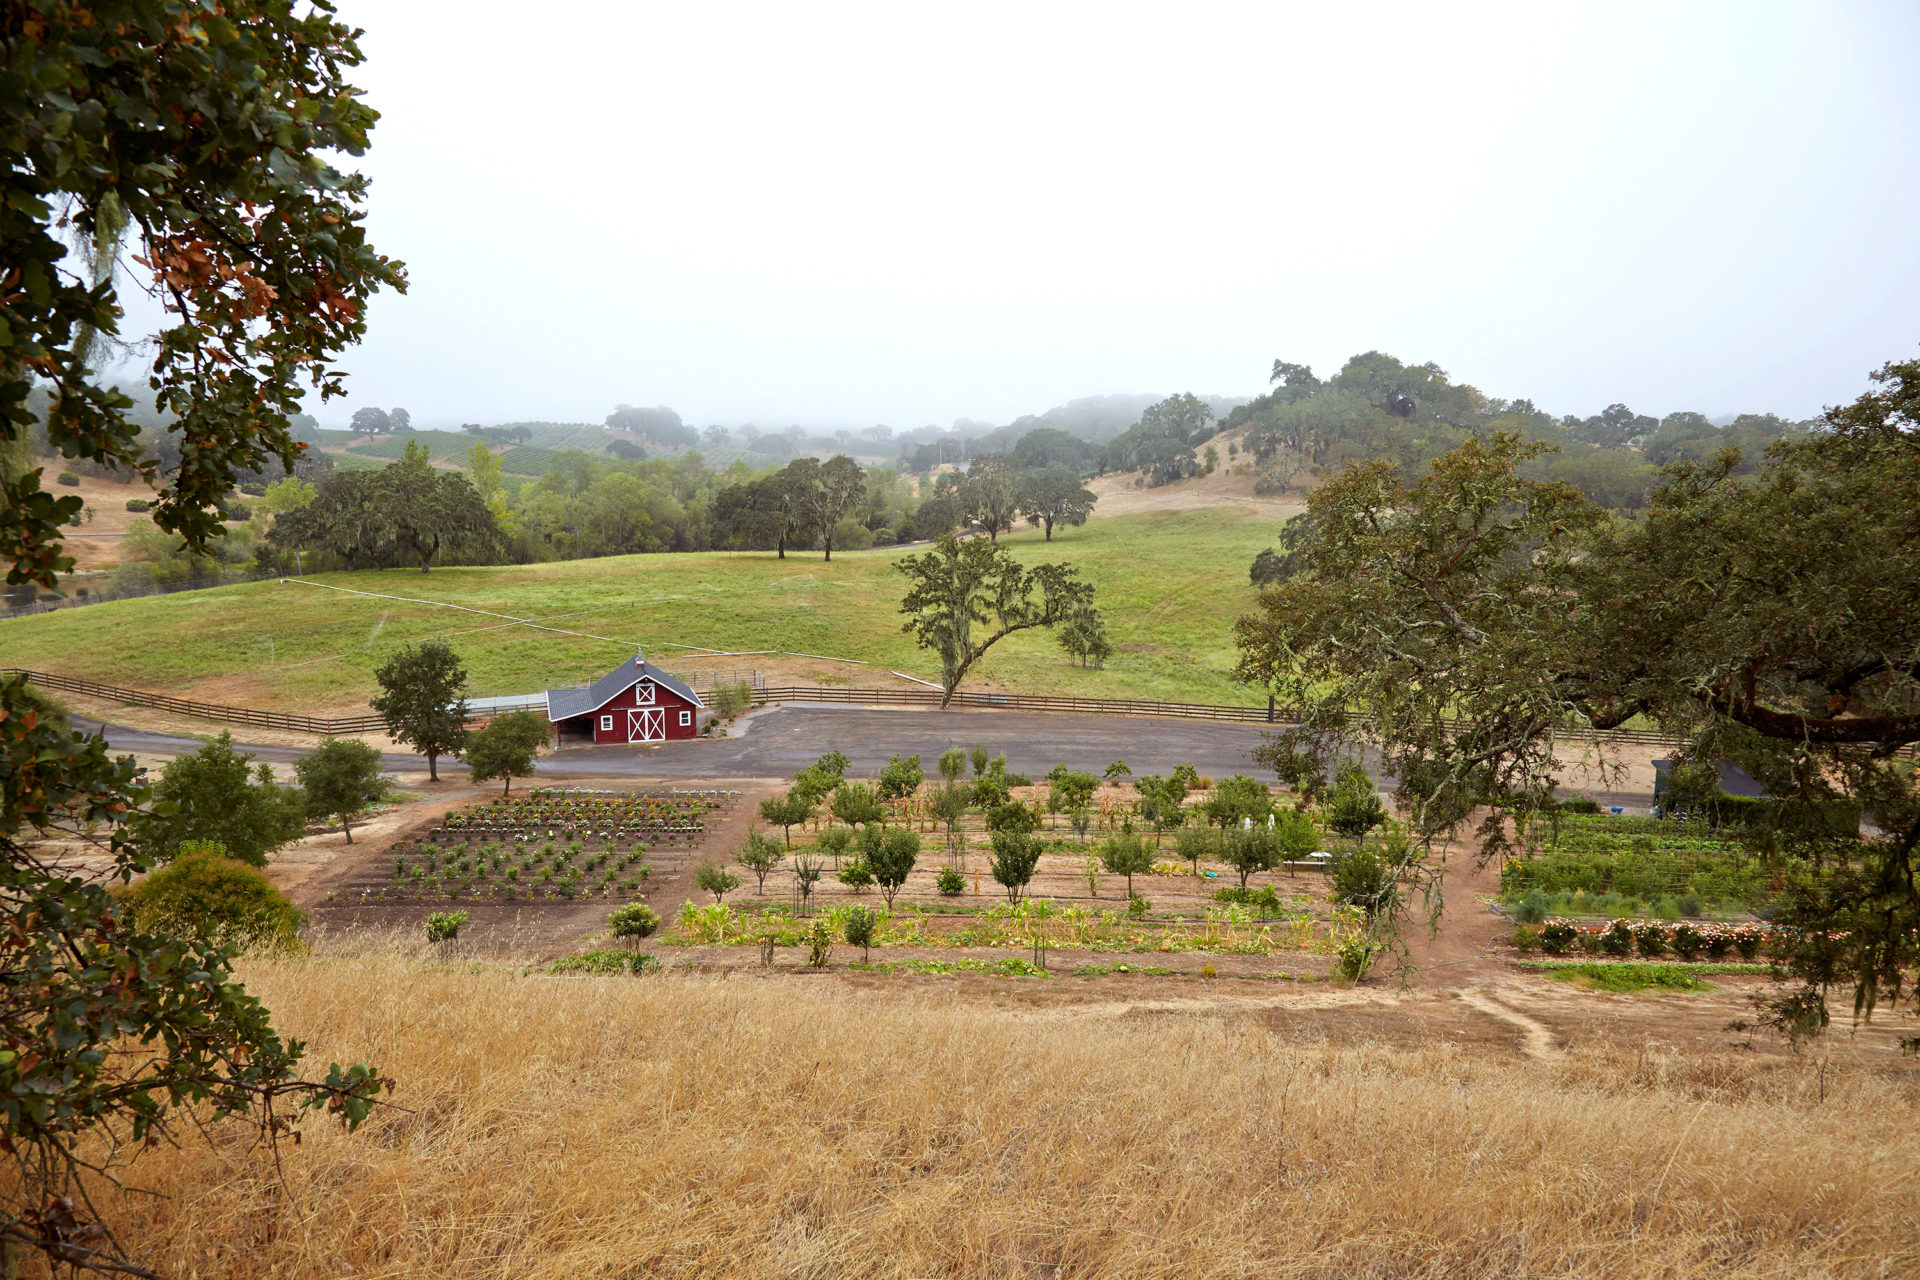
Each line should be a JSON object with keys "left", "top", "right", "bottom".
{"left": 1513, "top": 916, "right": 1769, "bottom": 962}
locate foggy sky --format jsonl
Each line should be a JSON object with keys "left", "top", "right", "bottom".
{"left": 307, "top": 1, "right": 1919, "bottom": 430}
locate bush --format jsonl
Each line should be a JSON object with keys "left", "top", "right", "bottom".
{"left": 552, "top": 950, "right": 660, "bottom": 975}
{"left": 1633, "top": 922, "right": 1669, "bottom": 958}
{"left": 426, "top": 911, "right": 468, "bottom": 943}
{"left": 608, "top": 902, "right": 660, "bottom": 942}
{"left": 1330, "top": 845, "right": 1400, "bottom": 919}
{"left": 695, "top": 862, "right": 740, "bottom": 902}
{"left": 1732, "top": 925, "right": 1764, "bottom": 961}
{"left": 1669, "top": 922, "right": 1704, "bottom": 960}
{"left": 877, "top": 753, "right": 924, "bottom": 800}
{"left": 1334, "top": 937, "right": 1379, "bottom": 982}
{"left": 836, "top": 859, "right": 874, "bottom": 891}
{"left": 935, "top": 866, "right": 966, "bottom": 895}
{"left": 1600, "top": 919, "right": 1634, "bottom": 956}
{"left": 1539, "top": 919, "right": 1578, "bottom": 955}
{"left": 55, "top": 471, "right": 79, "bottom": 486}
{"left": 125, "top": 498, "right": 149, "bottom": 512}
{"left": 122, "top": 847, "right": 305, "bottom": 954}
{"left": 1511, "top": 925, "right": 1542, "bottom": 954}
{"left": 806, "top": 917, "right": 833, "bottom": 967}
{"left": 843, "top": 906, "right": 880, "bottom": 961}
{"left": 1127, "top": 893, "right": 1151, "bottom": 918}
{"left": 1511, "top": 888, "right": 1552, "bottom": 924}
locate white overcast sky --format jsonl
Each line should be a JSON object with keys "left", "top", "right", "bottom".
{"left": 309, "top": 0, "right": 1920, "bottom": 430}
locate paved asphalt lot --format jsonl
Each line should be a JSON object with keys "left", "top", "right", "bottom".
{"left": 78, "top": 703, "right": 1280, "bottom": 781}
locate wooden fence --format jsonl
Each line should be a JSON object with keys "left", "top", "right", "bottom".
{"left": 3, "top": 667, "right": 1692, "bottom": 747}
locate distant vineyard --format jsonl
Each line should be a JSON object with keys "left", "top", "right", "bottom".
{"left": 347, "top": 430, "right": 480, "bottom": 462}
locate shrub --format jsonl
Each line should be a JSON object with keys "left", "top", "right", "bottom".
{"left": 1539, "top": 919, "right": 1578, "bottom": 955}
{"left": 843, "top": 906, "right": 880, "bottom": 962}
{"left": 125, "top": 498, "right": 149, "bottom": 512}
{"left": 735, "top": 831, "right": 784, "bottom": 892}
{"left": 1510, "top": 888, "right": 1552, "bottom": 924}
{"left": 552, "top": 950, "right": 660, "bottom": 975}
{"left": 1633, "top": 922, "right": 1669, "bottom": 958}
{"left": 608, "top": 902, "right": 659, "bottom": 942}
{"left": 1512, "top": 925, "right": 1542, "bottom": 954}
{"left": 862, "top": 828, "right": 920, "bottom": 907}
{"left": 935, "top": 866, "right": 966, "bottom": 895}
{"left": 695, "top": 862, "right": 741, "bottom": 903}
{"left": 836, "top": 859, "right": 874, "bottom": 892}
{"left": 1330, "top": 844, "right": 1400, "bottom": 920}
{"left": 1732, "top": 925, "right": 1764, "bottom": 961}
{"left": 426, "top": 911, "right": 468, "bottom": 943}
{"left": 55, "top": 471, "right": 79, "bottom": 486}
{"left": 806, "top": 917, "right": 833, "bottom": 967}
{"left": 877, "top": 753, "right": 924, "bottom": 800}
{"left": 1127, "top": 893, "right": 1150, "bottom": 918}
{"left": 1669, "top": 922, "right": 1704, "bottom": 960}
{"left": 816, "top": 825, "right": 853, "bottom": 866}
{"left": 988, "top": 831, "right": 1043, "bottom": 903}
{"left": 122, "top": 848, "right": 306, "bottom": 954}
{"left": 1334, "top": 937, "right": 1379, "bottom": 982}
{"left": 1600, "top": 919, "right": 1634, "bottom": 956}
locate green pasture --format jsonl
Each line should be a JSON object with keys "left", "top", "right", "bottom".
{"left": 1, "top": 510, "right": 1287, "bottom": 713}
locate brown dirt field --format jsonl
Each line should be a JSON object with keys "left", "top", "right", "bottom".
{"left": 1087, "top": 463, "right": 1307, "bottom": 518}
{"left": 28, "top": 464, "right": 164, "bottom": 571}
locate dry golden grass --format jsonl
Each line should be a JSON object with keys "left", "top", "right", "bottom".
{"left": 68, "top": 942, "right": 1920, "bottom": 1279}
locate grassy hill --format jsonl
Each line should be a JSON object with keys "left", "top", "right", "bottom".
{"left": 0, "top": 510, "right": 1293, "bottom": 712}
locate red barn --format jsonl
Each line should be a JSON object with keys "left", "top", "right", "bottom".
{"left": 546, "top": 654, "right": 705, "bottom": 746}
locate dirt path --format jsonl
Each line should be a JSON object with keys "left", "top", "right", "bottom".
{"left": 1458, "top": 986, "right": 1564, "bottom": 1059}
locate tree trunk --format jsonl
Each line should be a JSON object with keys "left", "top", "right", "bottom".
{"left": 427, "top": 750, "right": 438, "bottom": 782}
{"left": 342, "top": 814, "right": 354, "bottom": 845}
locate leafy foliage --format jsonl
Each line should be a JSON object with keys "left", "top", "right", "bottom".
{"left": 0, "top": 0, "right": 405, "bottom": 589}
{"left": 988, "top": 832, "right": 1043, "bottom": 903}
{"left": 293, "top": 738, "right": 384, "bottom": 844}
{"left": 135, "top": 732, "right": 306, "bottom": 867}
{"left": 695, "top": 863, "right": 741, "bottom": 903}
{"left": 608, "top": 902, "right": 660, "bottom": 942}
{"left": 122, "top": 845, "right": 306, "bottom": 955}
{"left": 736, "top": 831, "right": 785, "bottom": 892}
{"left": 1236, "top": 359, "right": 1920, "bottom": 1035}
{"left": 464, "top": 709, "right": 549, "bottom": 795}
{"left": 371, "top": 640, "right": 469, "bottom": 781}
{"left": 0, "top": 678, "right": 384, "bottom": 1275}
{"left": 425, "top": 911, "right": 468, "bottom": 943}
{"left": 862, "top": 828, "right": 920, "bottom": 907}
{"left": 878, "top": 753, "right": 924, "bottom": 800}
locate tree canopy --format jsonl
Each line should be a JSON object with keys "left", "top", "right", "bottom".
{"left": 896, "top": 535, "right": 1094, "bottom": 707}
{"left": 1235, "top": 358, "right": 1920, "bottom": 1028}
{"left": 1, "top": 0, "right": 405, "bottom": 589}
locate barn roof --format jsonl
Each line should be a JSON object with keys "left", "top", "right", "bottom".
{"left": 545, "top": 654, "right": 704, "bottom": 722}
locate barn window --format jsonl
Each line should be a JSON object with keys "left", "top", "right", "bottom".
{"left": 679, "top": 710, "right": 692, "bottom": 726}
{"left": 633, "top": 680, "right": 655, "bottom": 704}
{"left": 600, "top": 715, "right": 613, "bottom": 731}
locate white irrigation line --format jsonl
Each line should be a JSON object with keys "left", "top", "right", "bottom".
{"left": 279, "top": 579, "right": 638, "bottom": 648}
{"left": 892, "top": 670, "right": 943, "bottom": 689}
{"left": 784, "top": 650, "right": 869, "bottom": 666}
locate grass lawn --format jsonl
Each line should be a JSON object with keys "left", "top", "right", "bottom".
{"left": 0, "top": 509, "right": 1289, "bottom": 713}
